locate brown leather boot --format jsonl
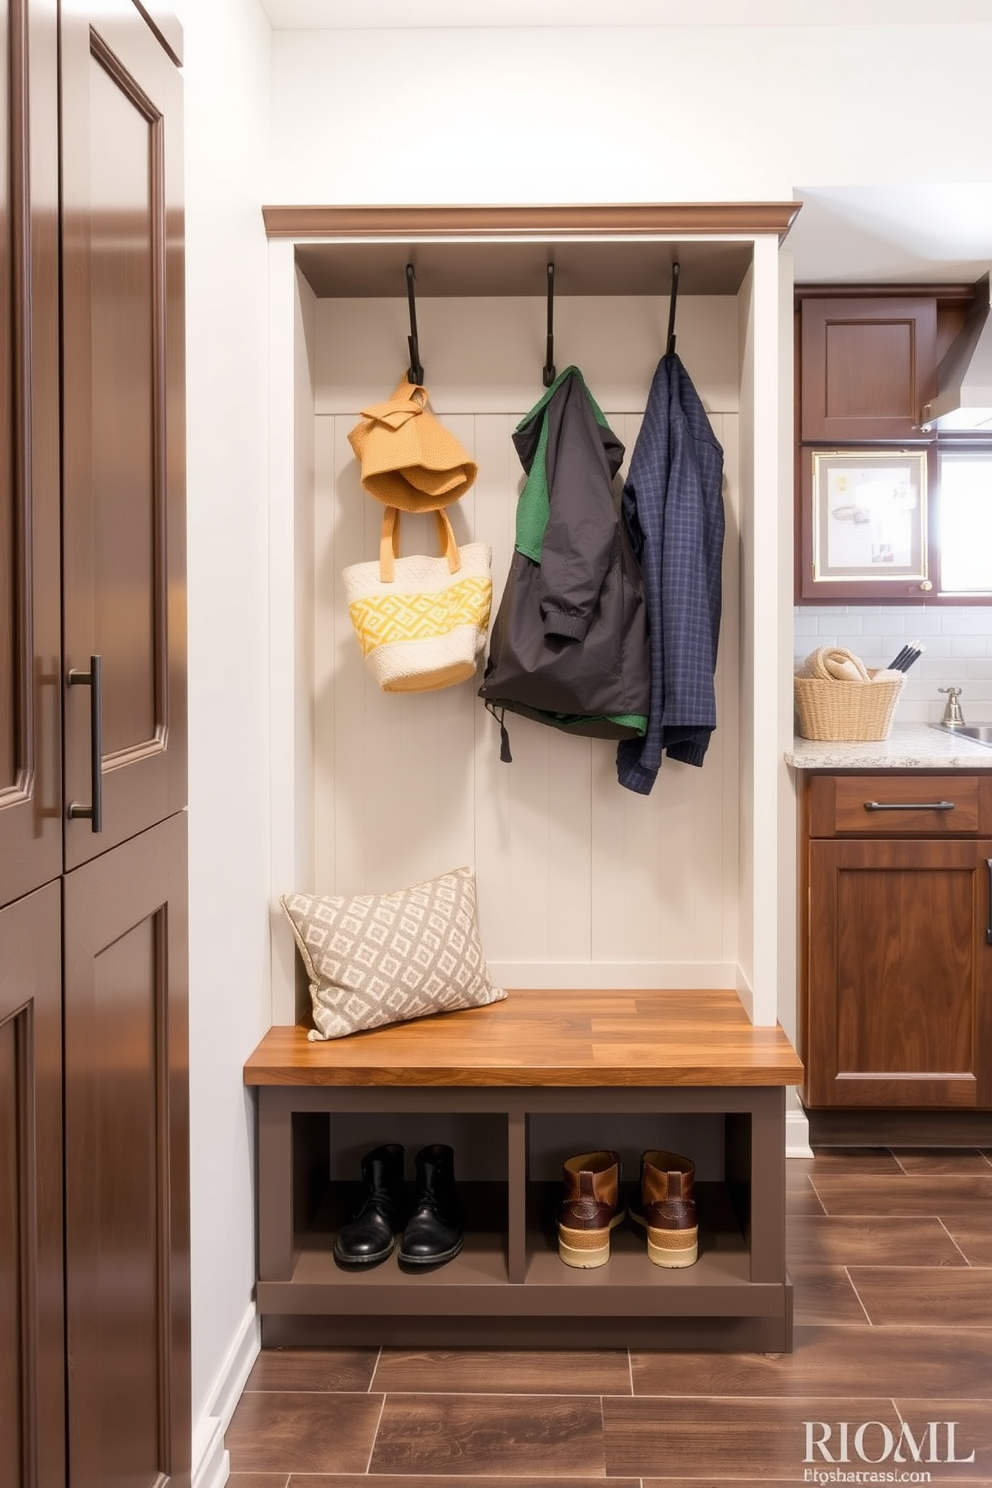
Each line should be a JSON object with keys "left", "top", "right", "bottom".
{"left": 629, "top": 1150, "right": 698, "bottom": 1268}
{"left": 557, "top": 1150, "right": 625, "bottom": 1268}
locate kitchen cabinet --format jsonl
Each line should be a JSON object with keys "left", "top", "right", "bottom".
{"left": 798, "top": 295, "right": 937, "bottom": 443}
{"left": 0, "top": 4, "right": 189, "bottom": 1484}
{"left": 800, "top": 772, "right": 992, "bottom": 1110}
{"left": 794, "top": 286, "right": 989, "bottom": 604}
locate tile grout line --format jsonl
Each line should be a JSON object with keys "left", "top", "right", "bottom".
{"left": 843, "top": 1263, "right": 875, "bottom": 1326}
{"left": 937, "top": 1215, "right": 976, "bottom": 1267}
{"left": 363, "top": 1389, "right": 388, "bottom": 1476}
{"left": 598, "top": 1393, "right": 606, "bottom": 1478}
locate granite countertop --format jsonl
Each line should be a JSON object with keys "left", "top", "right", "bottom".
{"left": 787, "top": 722, "right": 992, "bottom": 770}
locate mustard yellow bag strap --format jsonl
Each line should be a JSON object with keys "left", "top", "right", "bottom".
{"left": 434, "top": 507, "right": 462, "bottom": 574}
{"left": 378, "top": 506, "right": 461, "bottom": 582}
{"left": 379, "top": 506, "right": 401, "bottom": 581}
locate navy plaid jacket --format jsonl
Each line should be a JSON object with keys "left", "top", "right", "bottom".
{"left": 617, "top": 352, "right": 725, "bottom": 795}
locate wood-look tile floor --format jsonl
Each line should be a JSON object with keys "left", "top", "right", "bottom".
{"left": 226, "top": 1148, "right": 992, "bottom": 1485}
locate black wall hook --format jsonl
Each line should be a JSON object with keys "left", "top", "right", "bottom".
{"left": 406, "top": 263, "right": 424, "bottom": 384}
{"left": 666, "top": 261, "right": 680, "bottom": 356}
{"left": 543, "top": 262, "right": 556, "bottom": 387}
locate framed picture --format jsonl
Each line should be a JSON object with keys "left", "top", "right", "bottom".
{"left": 800, "top": 449, "right": 930, "bottom": 600}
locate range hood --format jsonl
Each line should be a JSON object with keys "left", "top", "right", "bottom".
{"left": 922, "top": 274, "right": 992, "bottom": 431}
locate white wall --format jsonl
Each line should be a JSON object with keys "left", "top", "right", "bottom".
{"left": 172, "top": 8, "right": 992, "bottom": 1480}
{"left": 171, "top": 2, "right": 274, "bottom": 1482}
{"left": 267, "top": 24, "right": 992, "bottom": 204}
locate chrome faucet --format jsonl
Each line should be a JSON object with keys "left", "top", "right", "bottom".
{"left": 938, "top": 686, "right": 966, "bottom": 727}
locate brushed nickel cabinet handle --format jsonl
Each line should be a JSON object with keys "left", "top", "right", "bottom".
{"left": 987, "top": 859, "right": 992, "bottom": 947}
{"left": 67, "top": 655, "right": 103, "bottom": 833}
{"left": 863, "top": 800, "right": 955, "bottom": 812}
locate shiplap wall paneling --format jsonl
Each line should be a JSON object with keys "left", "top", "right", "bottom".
{"left": 311, "top": 293, "right": 743, "bottom": 990}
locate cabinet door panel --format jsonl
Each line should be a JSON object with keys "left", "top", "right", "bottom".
{"left": 0, "top": 882, "right": 65, "bottom": 1488}
{"left": 64, "top": 812, "right": 190, "bottom": 1488}
{"left": 61, "top": 0, "right": 186, "bottom": 871}
{"left": 806, "top": 838, "right": 992, "bottom": 1108}
{"left": 0, "top": 0, "right": 62, "bottom": 903}
{"left": 800, "top": 296, "right": 936, "bottom": 442}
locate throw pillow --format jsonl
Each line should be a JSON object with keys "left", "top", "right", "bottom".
{"left": 280, "top": 865, "right": 505, "bottom": 1041}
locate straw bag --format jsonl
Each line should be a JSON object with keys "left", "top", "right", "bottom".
{"left": 347, "top": 377, "right": 478, "bottom": 511}
{"left": 343, "top": 507, "right": 492, "bottom": 693}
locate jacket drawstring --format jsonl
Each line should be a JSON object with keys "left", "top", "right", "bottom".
{"left": 485, "top": 701, "right": 513, "bottom": 763}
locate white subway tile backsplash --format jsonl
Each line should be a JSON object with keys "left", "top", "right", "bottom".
{"left": 793, "top": 605, "right": 992, "bottom": 721}
{"left": 936, "top": 611, "right": 992, "bottom": 636}
{"left": 903, "top": 612, "right": 948, "bottom": 637}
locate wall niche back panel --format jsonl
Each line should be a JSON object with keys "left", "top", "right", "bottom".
{"left": 311, "top": 295, "right": 741, "bottom": 988}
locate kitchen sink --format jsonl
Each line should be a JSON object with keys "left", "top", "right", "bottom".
{"left": 932, "top": 723, "right": 992, "bottom": 749}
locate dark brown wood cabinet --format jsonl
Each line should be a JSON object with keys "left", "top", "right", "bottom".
{"left": 0, "top": 4, "right": 189, "bottom": 1484}
{"left": 64, "top": 815, "right": 190, "bottom": 1488}
{"left": 0, "top": 0, "right": 62, "bottom": 909}
{"left": 800, "top": 773, "right": 992, "bottom": 1111}
{"left": 799, "top": 295, "right": 937, "bottom": 443}
{"left": 61, "top": 0, "right": 186, "bottom": 872}
{"left": 0, "top": 883, "right": 65, "bottom": 1488}
{"left": 793, "top": 284, "right": 987, "bottom": 605}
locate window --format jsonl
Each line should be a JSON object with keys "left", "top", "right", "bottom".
{"left": 935, "top": 446, "right": 992, "bottom": 595}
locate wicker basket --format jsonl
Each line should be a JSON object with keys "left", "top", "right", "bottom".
{"left": 794, "top": 670, "right": 905, "bottom": 742}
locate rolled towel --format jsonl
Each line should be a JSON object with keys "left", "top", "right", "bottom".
{"left": 803, "top": 646, "right": 871, "bottom": 683}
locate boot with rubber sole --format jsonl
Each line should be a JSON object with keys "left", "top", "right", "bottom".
{"left": 333, "top": 1143, "right": 404, "bottom": 1266}
{"left": 398, "top": 1143, "right": 463, "bottom": 1267}
{"left": 628, "top": 1149, "right": 698, "bottom": 1268}
{"left": 557, "top": 1149, "right": 625, "bottom": 1269}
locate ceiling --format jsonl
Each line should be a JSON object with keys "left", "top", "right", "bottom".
{"left": 787, "top": 185, "right": 992, "bottom": 286}
{"left": 260, "top": 1, "right": 990, "bottom": 27}
{"left": 257, "top": 4, "right": 992, "bottom": 287}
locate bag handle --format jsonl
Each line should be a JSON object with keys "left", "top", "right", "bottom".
{"left": 359, "top": 380, "right": 428, "bottom": 428}
{"left": 379, "top": 505, "right": 461, "bottom": 582}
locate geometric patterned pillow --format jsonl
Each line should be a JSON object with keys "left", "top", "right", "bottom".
{"left": 280, "top": 865, "right": 505, "bottom": 1041}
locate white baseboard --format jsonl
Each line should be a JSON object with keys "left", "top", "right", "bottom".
{"left": 786, "top": 1103, "right": 813, "bottom": 1157}
{"left": 488, "top": 962, "right": 738, "bottom": 990}
{"left": 192, "top": 1304, "right": 260, "bottom": 1488}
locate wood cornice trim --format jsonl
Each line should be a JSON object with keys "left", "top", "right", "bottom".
{"left": 795, "top": 282, "right": 978, "bottom": 308}
{"left": 262, "top": 202, "right": 802, "bottom": 242}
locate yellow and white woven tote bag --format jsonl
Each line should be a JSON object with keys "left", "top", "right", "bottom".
{"left": 343, "top": 506, "right": 492, "bottom": 693}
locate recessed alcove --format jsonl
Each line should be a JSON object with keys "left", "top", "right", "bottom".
{"left": 263, "top": 203, "right": 800, "bottom": 1036}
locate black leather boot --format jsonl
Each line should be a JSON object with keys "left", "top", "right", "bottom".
{"left": 398, "top": 1143, "right": 463, "bottom": 1266}
{"left": 333, "top": 1143, "right": 404, "bottom": 1266}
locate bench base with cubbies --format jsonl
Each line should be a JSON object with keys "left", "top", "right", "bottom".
{"left": 244, "top": 988, "right": 804, "bottom": 1352}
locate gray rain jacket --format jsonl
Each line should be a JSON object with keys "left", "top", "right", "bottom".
{"left": 478, "top": 367, "right": 650, "bottom": 755}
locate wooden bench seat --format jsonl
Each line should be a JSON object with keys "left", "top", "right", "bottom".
{"left": 244, "top": 987, "right": 804, "bottom": 1088}
{"left": 244, "top": 988, "right": 803, "bottom": 1352}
